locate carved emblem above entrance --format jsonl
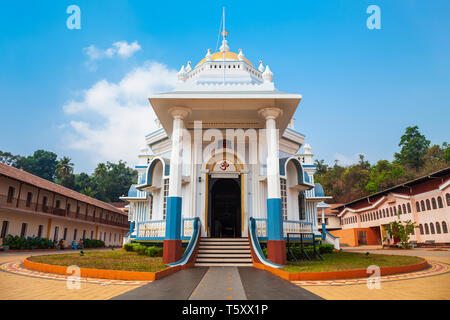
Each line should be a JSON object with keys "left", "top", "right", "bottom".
{"left": 219, "top": 160, "right": 230, "bottom": 171}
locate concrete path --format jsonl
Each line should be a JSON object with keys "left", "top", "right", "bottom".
{"left": 0, "top": 250, "right": 141, "bottom": 300}
{"left": 295, "top": 248, "right": 450, "bottom": 300}
{"left": 113, "top": 266, "right": 322, "bottom": 300}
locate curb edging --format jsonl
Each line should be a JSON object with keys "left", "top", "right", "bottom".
{"left": 23, "top": 257, "right": 181, "bottom": 281}
{"left": 252, "top": 259, "right": 429, "bottom": 281}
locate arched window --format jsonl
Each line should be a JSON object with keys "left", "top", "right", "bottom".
{"left": 437, "top": 196, "right": 443, "bottom": 208}
{"left": 407, "top": 203, "right": 411, "bottom": 213}
{"left": 426, "top": 199, "right": 431, "bottom": 210}
{"left": 398, "top": 205, "right": 402, "bottom": 215}
{"left": 436, "top": 222, "right": 441, "bottom": 234}
{"left": 430, "top": 223, "right": 435, "bottom": 234}
{"left": 390, "top": 207, "right": 394, "bottom": 216}
{"left": 421, "top": 200, "right": 425, "bottom": 211}
{"left": 424, "top": 223, "right": 429, "bottom": 234}
{"left": 383, "top": 209, "right": 386, "bottom": 218}
{"left": 419, "top": 224, "right": 424, "bottom": 235}
{"left": 402, "top": 204, "right": 407, "bottom": 214}
{"left": 446, "top": 193, "right": 450, "bottom": 206}
{"left": 432, "top": 198, "right": 437, "bottom": 210}
{"left": 443, "top": 221, "right": 448, "bottom": 233}
{"left": 416, "top": 202, "right": 420, "bottom": 212}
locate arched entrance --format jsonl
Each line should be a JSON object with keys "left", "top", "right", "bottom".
{"left": 208, "top": 177, "right": 241, "bottom": 238}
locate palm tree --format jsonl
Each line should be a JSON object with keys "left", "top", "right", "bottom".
{"left": 94, "top": 163, "right": 107, "bottom": 179}
{"left": 55, "top": 157, "right": 74, "bottom": 183}
{"left": 81, "top": 187, "right": 96, "bottom": 197}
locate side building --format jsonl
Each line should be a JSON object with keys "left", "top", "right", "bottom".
{"left": 332, "top": 167, "right": 450, "bottom": 247}
{"left": 0, "top": 163, "right": 129, "bottom": 247}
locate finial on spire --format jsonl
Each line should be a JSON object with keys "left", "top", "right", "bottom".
{"left": 238, "top": 49, "right": 244, "bottom": 60}
{"left": 177, "top": 65, "right": 187, "bottom": 82}
{"left": 262, "top": 65, "right": 273, "bottom": 83}
{"left": 206, "top": 49, "right": 212, "bottom": 61}
{"left": 185, "top": 61, "right": 192, "bottom": 72}
{"left": 219, "top": 7, "right": 229, "bottom": 52}
{"left": 258, "top": 60, "right": 264, "bottom": 72}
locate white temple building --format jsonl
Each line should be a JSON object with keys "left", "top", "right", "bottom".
{"left": 121, "top": 25, "right": 336, "bottom": 266}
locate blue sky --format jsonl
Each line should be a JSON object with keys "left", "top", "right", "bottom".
{"left": 0, "top": 0, "right": 449, "bottom": 173}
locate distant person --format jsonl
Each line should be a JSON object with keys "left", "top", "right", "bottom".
{"left": 77, "top": 239, "right": 84, "bottom": 250}
{"left": 71, "top": 241, "right": 77, "bottom": 250}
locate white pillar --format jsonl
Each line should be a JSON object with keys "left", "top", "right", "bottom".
{"left": 259, "top": 107, "right": 283, "bottom": 199}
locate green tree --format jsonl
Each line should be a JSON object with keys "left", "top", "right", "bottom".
{"left": 55, "top": 157, "right": 75, "bottom": 188}
{"left": 80, "top": 186, "right": 96, "bottom": 197}
{"left": 394, "top": 126, "right": 430, "bottom": 171}
{"left": 74, "top": 173, "right": 94, "bottom": 193}
{"left": 92, "top": 161, "right": 137, "bottom": 202}
{"left": 385, "top": 217, "right": 419, "bottom": 249}
{"left": 365, "top": 160, "right": 406, "bottom": 193}
{"left": 17, "top": 150, "right": 58, "bottom": 181}
{"left": 0, "top": 150, "right": 22, "bottom": 167}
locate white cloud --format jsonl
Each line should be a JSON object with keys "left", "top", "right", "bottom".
{"left": 62, "top": 61, "right": 177, "bottom": 167}
{"left": 113, "top": 41, "right": 141, "bottom": 58}
{"left": 83, "top": 41, "right": 142, "bottom": 71}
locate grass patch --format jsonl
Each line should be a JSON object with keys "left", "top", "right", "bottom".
{"left": 28, "top": 250, "right": 169, "bottom": 273}
{"left": 282, "top": 252, "right": 423, "bottom": 273}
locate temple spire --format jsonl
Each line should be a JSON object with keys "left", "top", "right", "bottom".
{"left": 219, "top": 7, "right": 229, "bottom": 52}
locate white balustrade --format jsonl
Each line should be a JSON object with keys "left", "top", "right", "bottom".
{"left": 138, "top": 220, "right": 166, "bottom": 238}
{"left": 283, "top": 220, "right": 312, "bottom": 237}
{"left": 255, "top": 219, "right": 267, "bottom": 238}
{"left": 183, "top": 219, "right": 194, "bottom": 237}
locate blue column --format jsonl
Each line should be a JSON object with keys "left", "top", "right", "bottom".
{"left": 165, "top": 196, "right": 182, "bottom": 239}
{"left": 267, "top": 198, "right": 283, "bottom": 240}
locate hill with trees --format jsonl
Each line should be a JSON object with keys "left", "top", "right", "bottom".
{"left": 315, "top": 126, "right": 449, "bottom": 203}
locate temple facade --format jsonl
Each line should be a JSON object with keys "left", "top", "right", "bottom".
{"left": 121, "top": 32, "right": 334, "bottom": 266}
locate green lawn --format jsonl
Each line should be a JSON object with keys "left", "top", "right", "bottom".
{"left": 282, "top": 251, "right": 423, "bottom": 273}
{"left": 28, "top": 250, "right": 169, "bottom": 272}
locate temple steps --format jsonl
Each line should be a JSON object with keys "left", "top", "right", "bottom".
{"left": 195, "top": 237, "right": 254, "bottom": 267}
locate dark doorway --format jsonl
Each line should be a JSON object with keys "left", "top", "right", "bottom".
{"left": 357, "top": 231, "right": 367, "bottom": 245}
{"left": 208, "top": 177, "right": 241, "bottom": 238}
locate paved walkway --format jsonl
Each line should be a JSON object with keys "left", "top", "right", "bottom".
{"left": 293, "top": 248, "right": 450, "bottom": 300}
{"left": 0, "top": 250, "right": 142, "bottom": 300}
{"left": 113, "top": 266, "right": 322, "bottom": 300}
{"left": 2, "top": 248, "right": 450, "bottom": 300}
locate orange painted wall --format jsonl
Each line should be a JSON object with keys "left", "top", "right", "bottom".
{"left": 330, "top": 228, "right": 381, "bottom": 247}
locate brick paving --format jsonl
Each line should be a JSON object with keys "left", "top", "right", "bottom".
{"left": 0, "top": 251, "right": 143, "bottom": 300}
{"left": 292, "top": 248, "right": 450, "bottom": 300}
{"left": 1, "top": 248, "right": 450, "bottom": 300}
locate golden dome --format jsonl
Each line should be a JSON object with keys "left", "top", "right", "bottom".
{"left": 195, "top": 51, "right": 254, "bottom": 68}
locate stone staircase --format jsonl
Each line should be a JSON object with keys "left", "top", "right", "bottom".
{"left": 195, "top": 238, "right": 253, "bottom": 267}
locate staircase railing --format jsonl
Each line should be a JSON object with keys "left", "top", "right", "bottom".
{"left": 324, "top": 230, "right": 340, "bottom": 250}
{"left": 168, "top": 217, "right": 201, "bottom": 267}
{"left": 248, "top": 217, "right": 283, "bottom": 269}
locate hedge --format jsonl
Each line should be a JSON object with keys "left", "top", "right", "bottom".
{"left": 122, "top": 243, "right": 163, "bottom": 257}
{"left": 261, "top": 243, "right": 335, "bottom": 259}
{"left": 2, "top": 235, "right": 56, "bottom": 250}
{"left": 81, "top": 238, "right": 105, "bottom": 248}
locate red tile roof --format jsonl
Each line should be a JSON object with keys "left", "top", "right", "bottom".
{"left": 324, "top": 203, "right": 343, "bottom": 216}
{"left": 0, "top": 163, "right": 125, "bottom": 215}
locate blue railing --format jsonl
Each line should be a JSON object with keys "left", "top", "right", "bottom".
{"left": 168, "top": 217, "right": 201, "bottom": 267}
{"left": 248, "top": 217, "right": 284, "bottom": 269}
